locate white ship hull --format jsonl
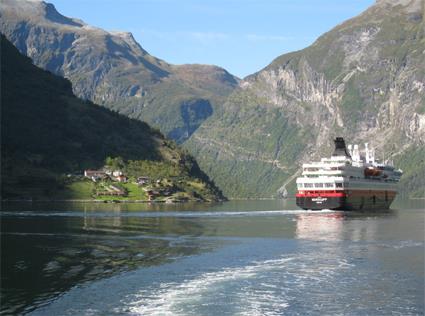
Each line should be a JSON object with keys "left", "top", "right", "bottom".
{"left": 295, "top": 138, "right": 402, "bottom": 211}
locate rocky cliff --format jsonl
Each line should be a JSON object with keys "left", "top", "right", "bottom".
{"left": 2, "top": 0, "right": 424, "bottom": 198}
{"left": 186, "top": 0, "right": 425, "bottom": 198}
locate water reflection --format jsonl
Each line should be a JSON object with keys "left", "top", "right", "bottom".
{"left": 1, "top": 200, "right": 422, "bottom": 315}
{"left": 293, "top": 210, "right": 424, "bottom": 315}
{"left": 0, "top": 213, "right": 211, "bottom": 315}
{"left": 296, "top": 213, "right": 344, "bottom": 241}
{"left": 295, "top": 210, "right": 398, "bottom": 242}
{"left": 1, "top": 198, "right": 296, "bottom": 213}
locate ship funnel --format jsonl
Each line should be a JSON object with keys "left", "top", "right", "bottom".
{"left": 332, "top": 137, "right": 351, "bottom": 158}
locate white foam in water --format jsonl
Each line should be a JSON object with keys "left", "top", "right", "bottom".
{"left": 126, "top": 257, "right": 296, "bottom": 316}
{"left": 120, "top": 243, "right": 361, "bottom": 316}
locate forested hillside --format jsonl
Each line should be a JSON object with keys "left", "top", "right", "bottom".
{"left": 1, "top": 35, "right": 224, "bottom": 201}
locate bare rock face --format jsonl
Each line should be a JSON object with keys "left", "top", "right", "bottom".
{"left": 186, "top": 0, "right": 425, "bottom": 198}
{"left": 0, "top": 0, "right": 239, "bottom": 143}
{"left": 1, "top": 0, "right": 424, "bottom": 198}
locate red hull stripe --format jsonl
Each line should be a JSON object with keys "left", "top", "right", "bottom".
{"left": 296, "top": 190, "right": 397, "bottom": 198}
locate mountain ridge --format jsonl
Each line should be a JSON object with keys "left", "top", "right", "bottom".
{"left": 0, "top": 0, "right": 239, "bottom": 143}
{"left": 0, "top": 34, "right": 225, "bottom": 201}
{"left": 1, "top": 0, "right": 424, "bottom": 198}
{"left": 186, "top": 0, "right": 425, "bottom": 198}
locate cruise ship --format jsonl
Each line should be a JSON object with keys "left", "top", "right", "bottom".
{"left": 296, "top": 137, "right": 402, "bottom": 210}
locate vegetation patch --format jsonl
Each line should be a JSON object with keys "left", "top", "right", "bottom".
{"left": 1, "top": 35, "right": 224, "bottom": 202}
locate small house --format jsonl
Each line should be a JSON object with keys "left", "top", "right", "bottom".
{"left": 84, "top": 170, "right": 106, "bottom": 178}
{"left": 115, "top": 175, "right": 128, "bottom": 183}
{"left": 84, "top": 170, "right": 107, "bottom": 182}
{"left": 137, "top": 176, "right": 150, "bottom": 185}
{"left": 112, "top": 170, "right": 123, "bottom": 177}
{"left": 146, "top": 190, "right": 158, "bottom": 201}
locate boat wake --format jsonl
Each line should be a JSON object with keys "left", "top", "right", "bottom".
{"left": 122, "top": 251, "right": 354, "bottom": 316}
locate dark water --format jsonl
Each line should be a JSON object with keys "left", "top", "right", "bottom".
{"left": 1, "top": 199, "right": 424, "bottom": 315}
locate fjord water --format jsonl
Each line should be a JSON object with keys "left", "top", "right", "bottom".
{"left": 1, "top": 199, "right": 424, "bottom": 315}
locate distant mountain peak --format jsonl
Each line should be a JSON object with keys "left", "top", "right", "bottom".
{"left": 2, "top": 0, "right": 84, "bottom": 27}
{"left": 0, "top": 0, "right": 239, "bottom": 145}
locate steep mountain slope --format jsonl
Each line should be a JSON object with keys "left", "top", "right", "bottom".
{"left": 0, "top": 0, "right": 239, "bottom": 143}
{"left": 1, "top": 35, "right": 224, "bottom": 201}
{"left": 2, "top": 0, "right": 424, "bottom": 199}
{"left": 186, "top": 0, "right": 425, "bottom": 198}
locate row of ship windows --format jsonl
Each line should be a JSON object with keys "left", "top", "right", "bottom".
{"left": 305, "top": 175, "right": 363, "bottom": 179}
{"left": 303, "top": 167, "right": 345, "bottom": 172}
{"left": 299, "top": 183, "right": 344, "bottom": 188}
{"left": 305, "top": 175, "right": 349, "bottom": 178}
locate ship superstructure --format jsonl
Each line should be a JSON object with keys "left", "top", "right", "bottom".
{"left": 296, "top": 138, "right": 402, "bottom": 210}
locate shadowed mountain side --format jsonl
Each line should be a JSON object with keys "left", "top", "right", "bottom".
{"left": 0, "top": 0, "right": 239, "bottom": 143}
{"left": 1, "top": 35, "right": 224, "bottom": 201}
{"left": 2, "top": 0, "right": 423, "bottom": 199}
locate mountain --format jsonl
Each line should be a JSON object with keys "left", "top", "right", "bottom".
{"left": 0, "top": 0, "right": 239, "bottom": 144}
{"left": 185, "top": 0, "right": 425, "bottom": 198}
{"left": 2, "top": 0, "right": 424, "bottom": 199}
{"left": 0, "top": 34, "right": 224, "bottom": 201}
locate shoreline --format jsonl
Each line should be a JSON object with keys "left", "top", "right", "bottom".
{"left": 0, "top": 199, "right": 224, "bottom": 204}
{"left": 2, "top": 197, "right": 422, "bottom": 203}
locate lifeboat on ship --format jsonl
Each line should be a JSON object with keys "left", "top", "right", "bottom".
{"left": 364, "top": 167, "right": 382, "bottom": 177}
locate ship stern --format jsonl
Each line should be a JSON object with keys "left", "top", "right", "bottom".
{"left": 296, "top": 192, "right": 346, "bottom": 210}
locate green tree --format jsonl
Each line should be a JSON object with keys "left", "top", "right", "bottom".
{"left": 105, "top": 156, "right": 125, "bottom": 171}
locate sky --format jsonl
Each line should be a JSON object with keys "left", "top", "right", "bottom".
{"left": 48, "top": 0, "right": 374, "bottom": 78}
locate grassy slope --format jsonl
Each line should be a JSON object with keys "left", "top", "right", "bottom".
{"left": 394, "top": 146, "right": 425, "bottom": 198}
{"left": 186, "top": 90, "right": 309, "bottom": 198}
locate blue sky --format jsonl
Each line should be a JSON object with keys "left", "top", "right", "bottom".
{"left": 49, "top": 0, "right": 374, "bottom": 78}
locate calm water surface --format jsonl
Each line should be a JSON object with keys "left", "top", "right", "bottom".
{"left": 1, "top": 199, "right": 424, "bottom": 315}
